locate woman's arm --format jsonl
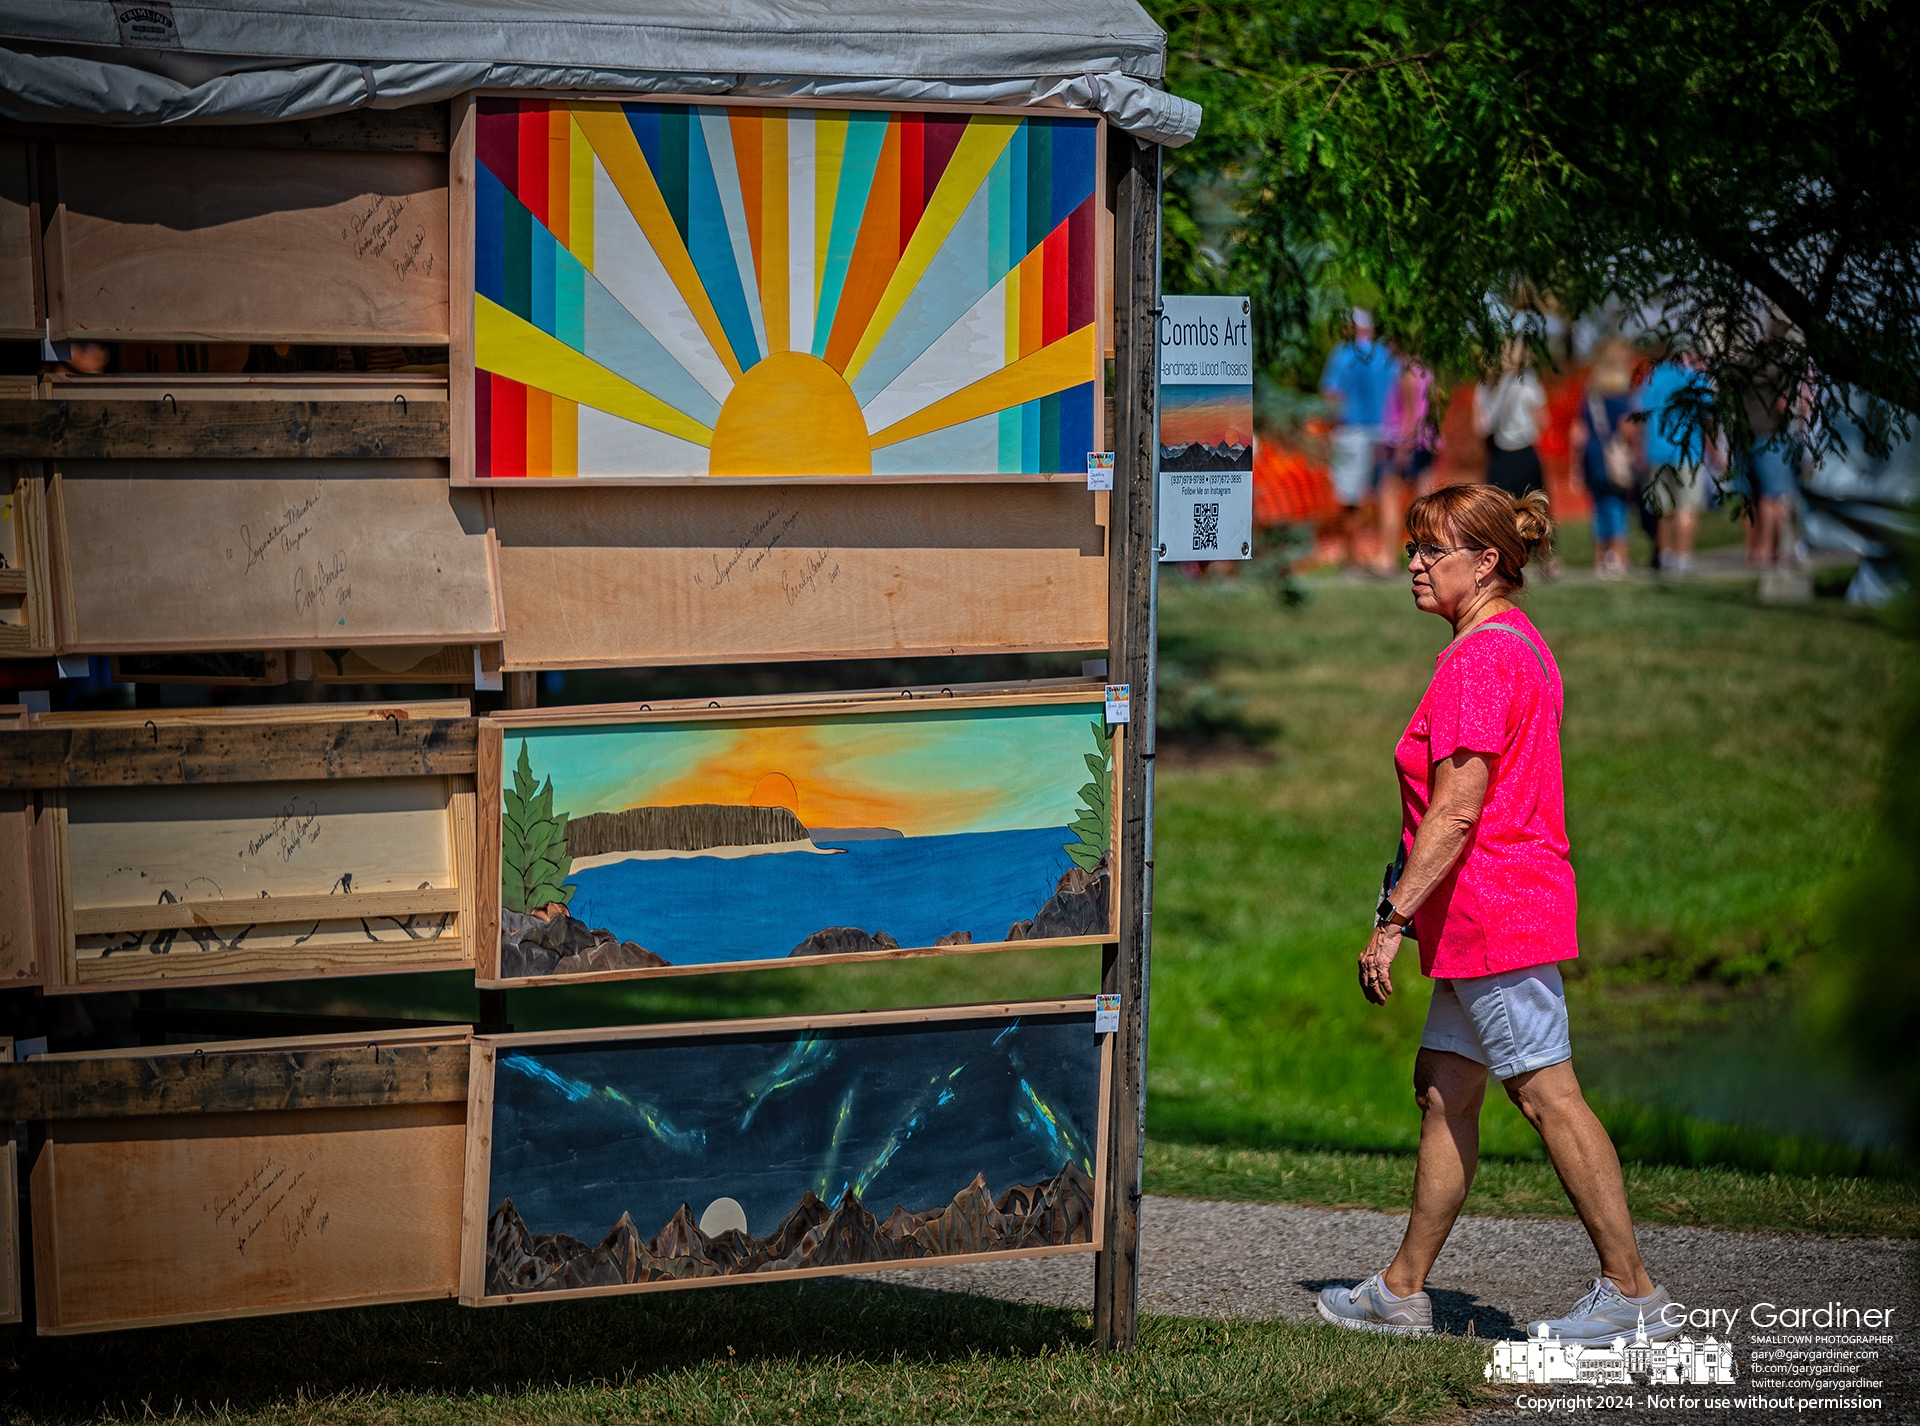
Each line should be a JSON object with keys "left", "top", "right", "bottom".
{"left": 1358, "top": 750, "right": 1492, "bottom": 1004}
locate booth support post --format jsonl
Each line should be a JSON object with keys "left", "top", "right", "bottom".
{"left": 1093, "top": 133, "right": 1160, "bottom": 1355}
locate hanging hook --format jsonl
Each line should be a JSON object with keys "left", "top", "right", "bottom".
{"left": 144, "top": 718, "right": 158, "bottom": 743}
{"left": 160, "top": 393, "right": 176, "bottom": 413}
{"left": 393, "top": 394, "right": 407, "bottom": 414}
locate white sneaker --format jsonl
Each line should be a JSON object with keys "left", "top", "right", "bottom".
{"left": 1317, "top": 1273, "right": 1434, "bottom": 1336}
{"left": 1531, "top": 1277, "right": 1683, "bottom": 1343}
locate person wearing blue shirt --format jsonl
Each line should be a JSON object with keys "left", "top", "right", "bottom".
{"left": 1638, "top": 352, "right": 1717, "bottom": 575}
{"left": 1321, "top": 310, "right": 1402, "bottom": 571}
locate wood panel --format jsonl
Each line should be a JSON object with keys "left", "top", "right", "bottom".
{"left": 0, "top": 791, "right": 41, "bottom": 986}
{"left": 0, "top": 105, "right": 449, "bottom": 154}
{"left": 0, "top": 1142, "right": 16, "bottom": 1327}
{"left": 0, "top": 1041, "right": 469, "bottom": 1121}
{"left": 0, "top": 719, "right": 477, "bottom": 788}
{"left": 312, "top": 645, "right": 476, "bottom": 684}
{"left": 31, "top": 699, "right": 470, "bottom": 728}
{"left": 51, "top": 461, "right": 500, "bottom": 653}
{"left": 0, "top": 140, "right": 38, "bottom": 337}
{"left": 0, "top": 464, "right": 54, "bottom": 657}
{"left": 47, "top": 376, "right": 447, "bottom": 404}
{"left": 33, "top": 1101, "right": 465, "bottom": 1333}
{"left": 464, "top": 1003, "right": 1105, "bottom": 1307}
{"left": 0, "top": 401, "right": 450, "bottom": 460}
{"left": 110, "top": 652, "right": 289, "bottom": 686}
{"left": 48, "top": 144, "right": 448, "bottom": 343}
{"left": 492, "top": 483, "right": 1108, "bottom": 669}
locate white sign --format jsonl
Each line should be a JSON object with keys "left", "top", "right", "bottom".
{"left": 1094, "top": 993, "right": 1121, "bottom": 1034}
{"left": 1086, "top": 451, "right": 1114, "bottom": 491}
{"left": 1158, "top": 294, "right": 1254, "bottom": 562}
{"left": 1104, "top": 684, "right": 1131, "bottom": 724}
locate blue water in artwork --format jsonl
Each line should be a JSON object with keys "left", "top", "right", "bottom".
{"left": 566, "top": 825, "right": 1078, "bottom": 965}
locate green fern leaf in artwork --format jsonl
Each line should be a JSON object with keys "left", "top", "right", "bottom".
{"left": 1063, "top": 719, "right": 1114, "bottom": 871}
{"left": 501, "top": 740, "right": 576, "bottom": 915}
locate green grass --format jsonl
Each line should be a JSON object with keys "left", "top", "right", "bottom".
{"left": 0, "top": 1284, "right": 1496, "bottom": 1425}
{"left": 1145, "top": 1141, "right": 1920, "bottom": 1238}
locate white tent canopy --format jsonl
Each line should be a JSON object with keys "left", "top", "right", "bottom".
{"left": 0, "top": 0, "right": 1200, "bottom": 145}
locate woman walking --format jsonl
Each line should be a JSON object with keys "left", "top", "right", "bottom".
{"left": 1317, "top": 484, "right": 1678, "bottom": 1343}
{"left": 1474, "top": 343, "right": 1549, "bottom": 498}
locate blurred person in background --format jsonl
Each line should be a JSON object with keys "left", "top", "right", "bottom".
{"left": 1637, "top": 349, "right": 1719, "bottom": 575}
{"left": 1381, "top": 355, "right": 1437, "bottom": 560}
{"left": 1570, "top": 339, "right": 1642, "bottom": 578}
{"left": 1733, "top": 383, "right": 1799, "bottom": 568}
{"left": 1474, "top": 342, "right": 1549, "bottom": 498}
{"left": 1321, "top": 309, "right": 1402, "bottom": 572}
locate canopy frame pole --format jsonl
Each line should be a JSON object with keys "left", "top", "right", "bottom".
{"left": 1093, "top": 130, "right": 1159, "bottom": 1355}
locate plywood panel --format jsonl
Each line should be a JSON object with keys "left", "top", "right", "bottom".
{"left": 465, "top": 1003, "right": 1104, "bottom": 1306}
{"left": 0, "top": 1141, "right": 17, "bottom": 1326}
{"left": 49, "top": 144, "right": 448, "bottom": 343}
{"left": 0, "top": 464, "right": 54, "bottom": 657}
{"left": 53, "top": 461, "right": 501, "bottom": 652}
{"left": 0, "top": 140, "right": 37, "bottom": 337}
{"left": 33, "top": 1101, "right": 465, "bottom": 1333}
{"left": 55, "top": 776, "right": 467, "bottom": 990}
{"left": 0, "top": 791, "right": 40, "bottom": 986}
{"left": 482, "top": 687, "right": 1116, "bottom": 985}
{"left": 493, "top": 483, "right": 1107, "bottom": 668}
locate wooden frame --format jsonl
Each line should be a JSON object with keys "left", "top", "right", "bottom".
{"left": 450, "top": 94, "right": 1110, "bottom": 486}
{"left": 460, "top": 999, "right": 1109, "bottom": 1307}
{"left": 0, "top": 138, "right": 40, "bottom": 339}
{"left": 22, "top": 1028, "right": 470, "bottom": 1334}
{"left": 46, "top": 459, "right": 504, "bottom": 654}
{"left": 492, "top": 479, "right": 1109, "bottom": 669}
{"left": 5, "top": 703, "right": 481, "bottom": 994}
{"left": 478, "top": 682, "right": 1119, "bottom": 986}
{"left": 0, "top": 462, "right": 54, "bottom": 658}
{"left": 110, "top": 652, "right": 290, "bottom": 687}
{"left": 44, "top": 141, "right": 450, "bottom": 344}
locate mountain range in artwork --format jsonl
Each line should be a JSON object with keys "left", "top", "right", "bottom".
{"left": 481, "top": 1010, "right": 1102, "bottom": 1297}
{"left": 497, "top": 702, "right": 1114, "bottom": 979}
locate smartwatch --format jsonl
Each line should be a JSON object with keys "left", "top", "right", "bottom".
{"left": 1375, "top": 893, "right": 1411, "bottom": 933}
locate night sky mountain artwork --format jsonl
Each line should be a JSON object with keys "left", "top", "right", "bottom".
{"left": 480, "top": 1008, "right": 1102, "bottom": 1297}
{"left": 495, "top": 696, "right": 1115, "bottom": 981}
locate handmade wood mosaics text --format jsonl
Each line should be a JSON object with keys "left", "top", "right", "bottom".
{"left": 461, "top": 100, "right": 1104, "bottom": 479}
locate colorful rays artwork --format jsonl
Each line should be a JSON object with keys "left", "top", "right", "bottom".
{"left": 470, "top": 100, "right": 1102, "bottom": 480}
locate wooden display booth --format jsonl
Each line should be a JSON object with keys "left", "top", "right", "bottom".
{"left": 0, "top": 2, "right": 1182, "bottom": 1352}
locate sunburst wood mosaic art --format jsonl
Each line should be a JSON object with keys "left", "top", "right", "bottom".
{"left": 470, "top": 100, "right": 1102, "bottom": 478}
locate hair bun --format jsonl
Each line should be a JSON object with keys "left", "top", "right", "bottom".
{"left": 1511, "top": 489, "right": 1555, "bottom": 562}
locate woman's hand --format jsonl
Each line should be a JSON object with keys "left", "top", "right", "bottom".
{"left": 1359, "top": 926, "right": 1404, "bottom": 1005}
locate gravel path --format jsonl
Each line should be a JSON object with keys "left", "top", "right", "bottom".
{"left": 875, "top": 1195, "right": 1918, "bottom": 1422}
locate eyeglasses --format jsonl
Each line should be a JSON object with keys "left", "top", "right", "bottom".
{"left": 1404, "top": 541, "right": 1478, "bottom": 564}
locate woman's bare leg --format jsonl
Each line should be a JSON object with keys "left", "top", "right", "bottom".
{"left": 1505, "top": 1060, "right": 1654, "bottom": 1296}
{"left": 1382, "top": 1049, "right": 1487, "bottom": 1296}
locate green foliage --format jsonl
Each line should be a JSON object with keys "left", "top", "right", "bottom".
{"left": 502, "top": 740, "right": 575, "bottom": 915}
{"left": 1064, "top": 719, "right": 1114, "bottom": 871}
{"left": 1153, "top": 0, "right": 1920, "bottom": 455}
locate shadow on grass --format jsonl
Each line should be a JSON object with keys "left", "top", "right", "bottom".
{"left": 2, "top": 1281, "right": 1085, "bottom": 1417}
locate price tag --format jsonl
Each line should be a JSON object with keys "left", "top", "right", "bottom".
{"left": 1094, "top": 994, "right": 1121, "bottom": 1034}
{"left": 1086, "top": 451, "right": 1114, "bottom": 490}
{"left": 1104, "top": 683, "right": 1130, "bottom": 724}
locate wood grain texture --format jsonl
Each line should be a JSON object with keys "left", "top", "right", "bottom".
{"left": 0, "top": 401, "right": 450, "bottom": 460}
{"left": 312, "top": 645, "right": 476, "bottom": 683}
{"left": 482, "top": 997, "right": 1096, "bottom": 1051}
{"left": 0, "top": 1042, "right": 470, "bottom": 1120}
{"left": 110, "top": 651, "right": 290, "bottom": 687}
{"left": 0, "top": 465, "right": 54, "bottom": 656}
{"left": 492, "top": 483, "right": 1107, "bottom": 668}
{"left": 475, "top": 724, "right": 503, "bottom": 981}
{"left": 0, "top": 106, "right": 449, "bottom": 154}
{"left": 52, "top": 461, "right": 500, "bottom": 652}
{"left": 1093, "top": 133, "right": 1159, "bottom": 1357}
{"left": 0, "top": 1141, "right": 16, "bottom": 1326}
{"left": 0, "top": 140, "right": 37, "bottom": 336}
{"left": 0, "top": 719, "right": 477, "bottom": 788}
{"left": 49, "top": 144, "right": 449, "bottom": 343}
{"left": 32, "top": 699, "right": 471, "bottom": 728}
{"left": 449, "top": 96, "right": 475, "bottom": 499}
{"left": 457, "top": 1042, "right": 494, "bottom": 1304}
{"left": 0, "top": 791, "right": 42, "bottom": 985}
{"left": 71, "top": 887, "right": 461, "bottom": 936}
{"left": 47, "top": 376, "right": 448, "bottom": 404}
{"left": 33, "top": 1101, "right": 465, "bottom": 1333}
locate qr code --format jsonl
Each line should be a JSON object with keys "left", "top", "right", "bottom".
{"left": 1192, "top": 502, "right": 1220, "bottom": 552}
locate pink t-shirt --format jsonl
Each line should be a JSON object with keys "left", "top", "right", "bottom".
{"left": 1394, "top": 610, "right": 1578, "bottom": 978}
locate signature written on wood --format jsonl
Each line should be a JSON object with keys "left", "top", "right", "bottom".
{"left": 342, "top": 194, "right": 435, "bottom": 281}
{"left": 234, "top": 487, "right": 324, "bottom": 575}
{"left": 781, "top": 549, "right": 841, "bottom": 607}
{"left": 242, "top": 797, "right": 322, "bottom": 863}
{"left": 691, "top": 505, "right": 804, "bottom": 590}
{"left": 207, "top": 1155, "right": 318, "bottom": 1258}
{"left": 293, "top": 552, "right": 350, "bottom": 618}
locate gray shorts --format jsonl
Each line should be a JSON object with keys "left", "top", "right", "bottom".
{"left": 1420, "top": 964, "right": 1572, "bottom": 1080}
